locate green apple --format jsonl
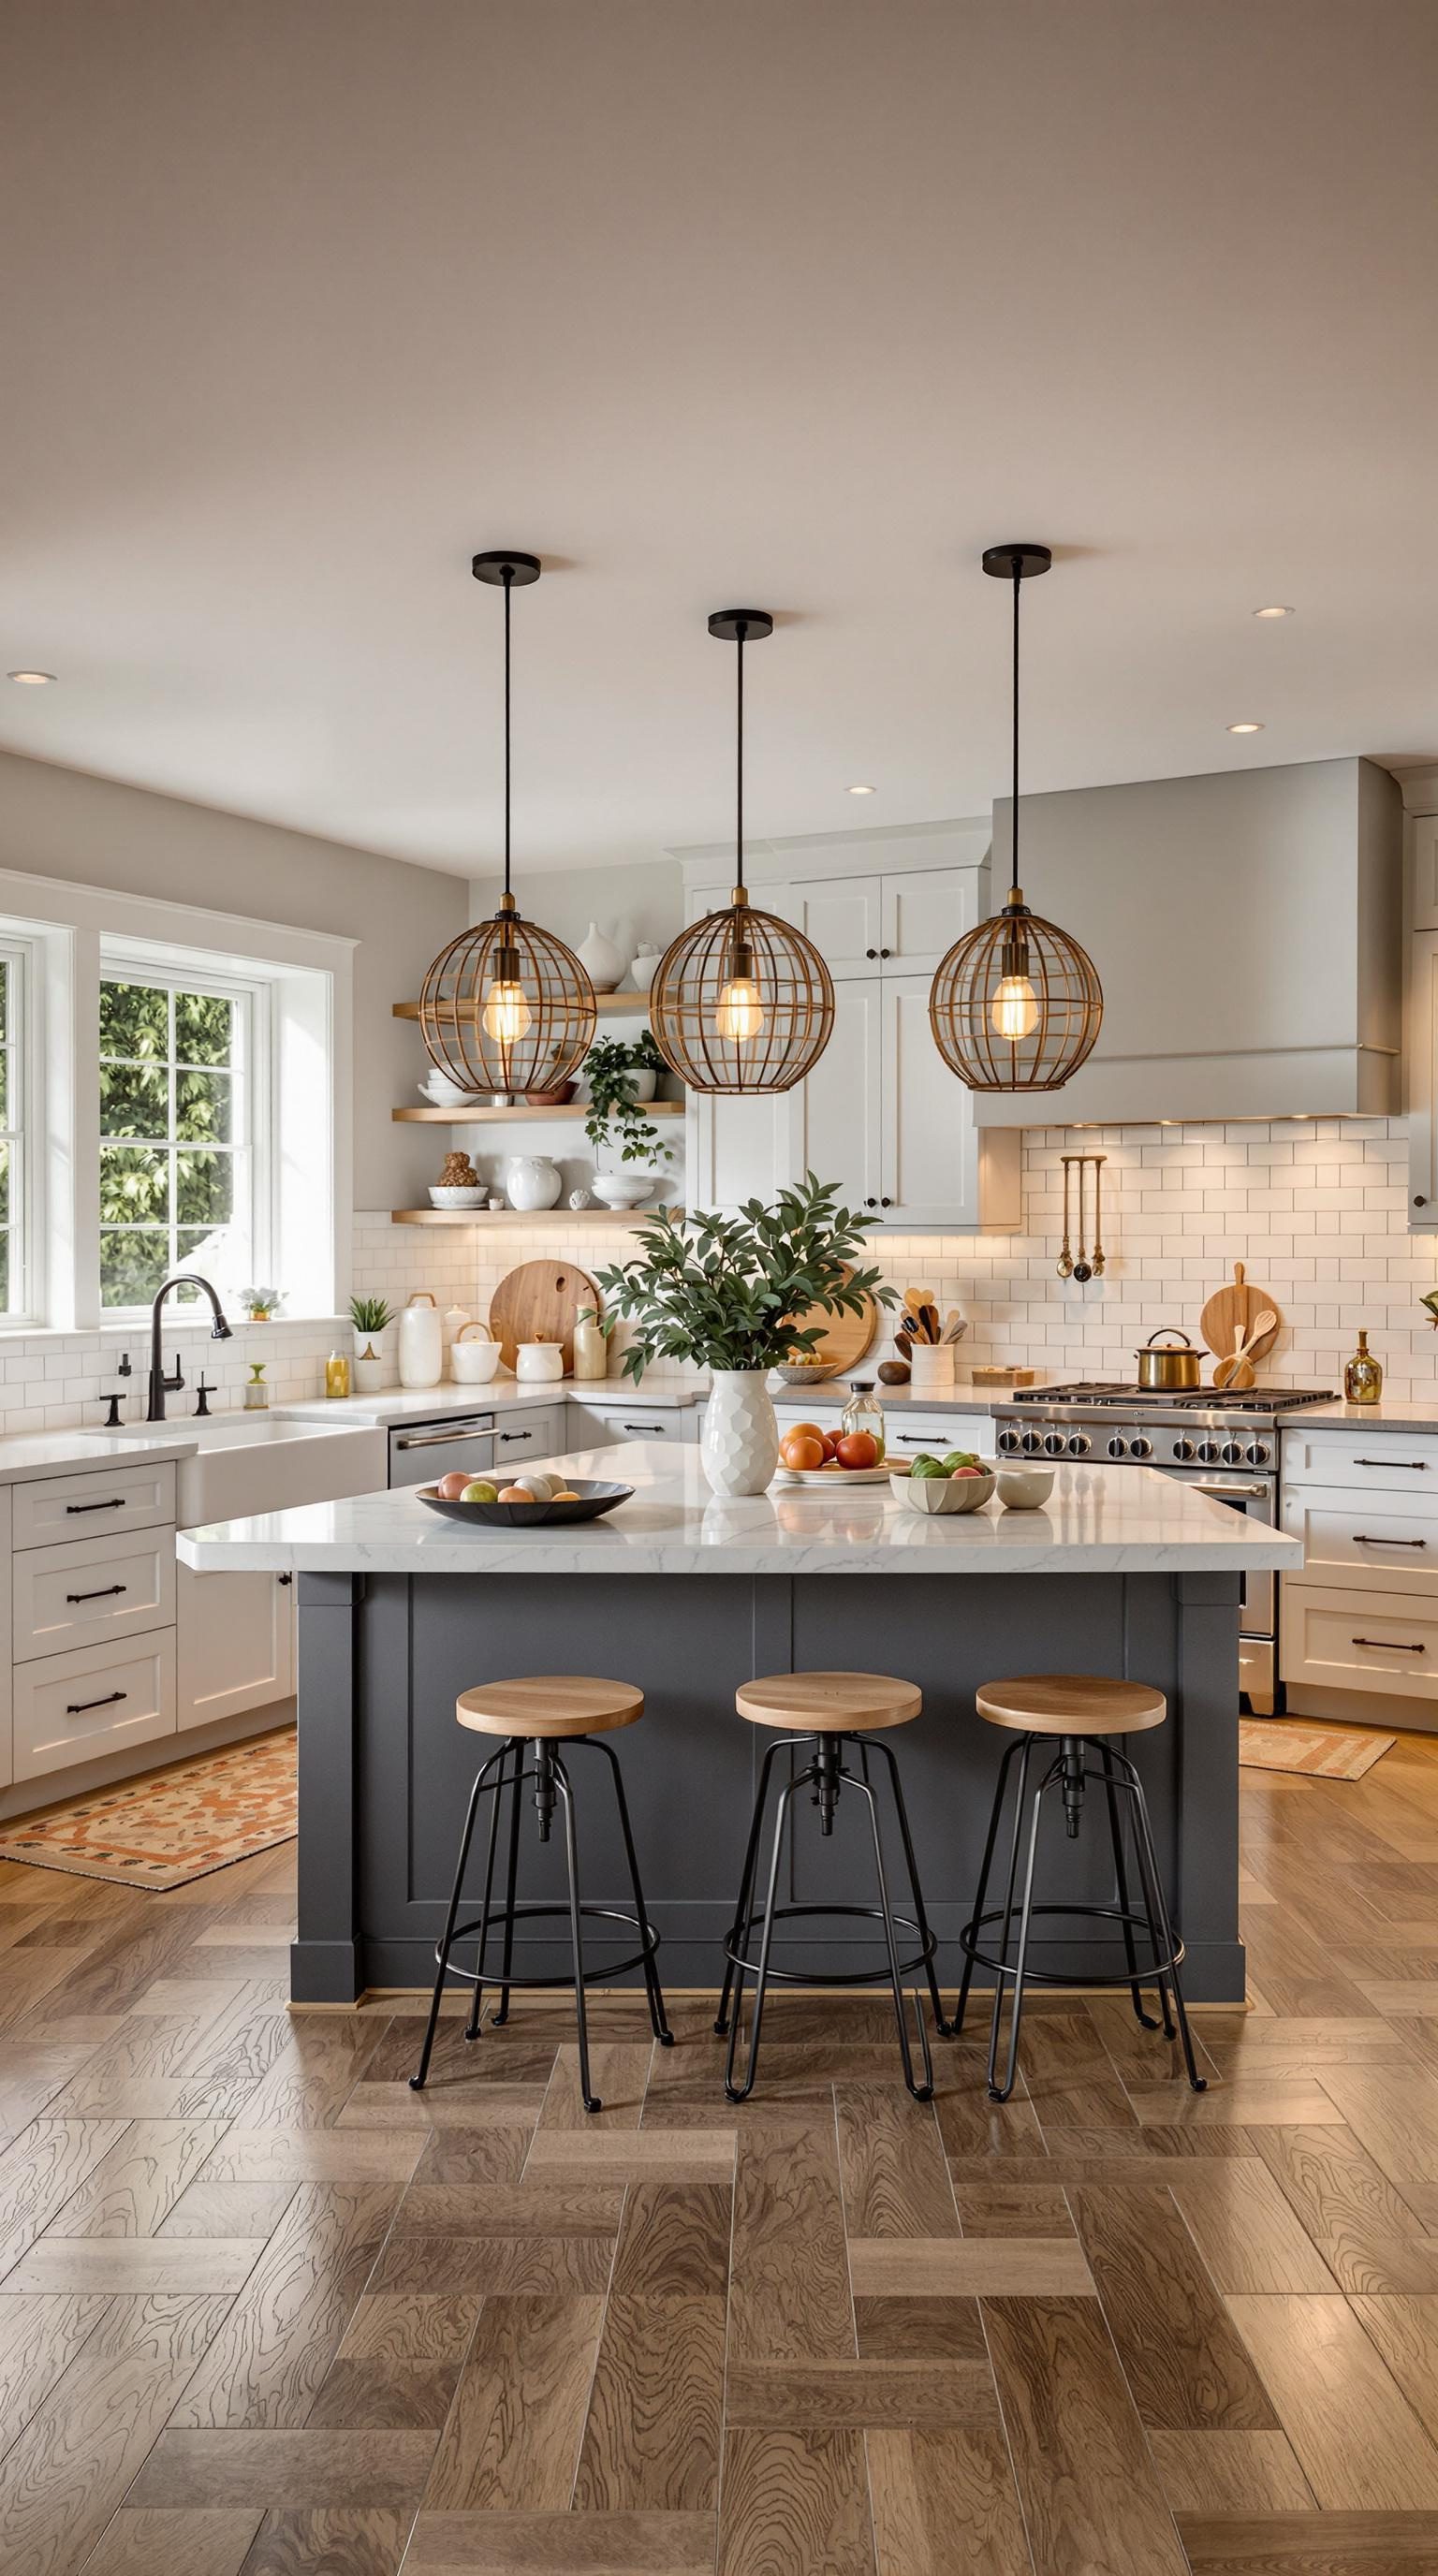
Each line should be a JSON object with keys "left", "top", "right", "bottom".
{"left": 942, "top": 1450, "right": 979, "bottom": 1471}
{"left": 460, "top": 1479, "right": 499, "bottom": 1502}
{"left": 910, "top": 1456, "right": 951, "bottom": 1480}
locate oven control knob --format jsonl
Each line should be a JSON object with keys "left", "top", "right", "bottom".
{"left": 1221, "top": 1440, "right": 1244, "bottom": 1466}
{"left": 997, "top": 1427, "right": 1020, "bottom": 1454}
{"left": 1043, "top": 1432, "right": 1066, "bottom": 1456}
{"left": 1020, "top": 1430, "right": 1045, "bottom": 1455}
{"left": 1129, "top": 1435, "right": 1152, "bottom": 1459}
{"left": 1067, "top": 1433, "right": 1091, "bottom": 1456}
{"left": 1245, "top": 1441, "right": 1269, "bottom": 1468}
{"left": 1197, "top": 1439, "right": 1221, "bottom": 1463}
{"left": 1172, "top": 1437, "right": 1196, "bottom": 1463}
{"left": 1107, "top": 1435, "right": 1128, "bottom": 1458}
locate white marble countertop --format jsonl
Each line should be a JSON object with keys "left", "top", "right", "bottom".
{"left": 177, "top": 1440, "right": 1303, "bottom": 1578}
{"left": 0, "top": 1427, "right": 200, "bottom": 1484}
{"left": 279, "top": 1377, "right": 705, "bottom": 1426}
{"left": 1297, "top": 1398, "right": 1438, "bottom": 1433}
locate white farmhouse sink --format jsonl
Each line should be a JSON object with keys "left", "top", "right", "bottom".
{"left": 90, "top": 1413, "right": 387, "bottom": 1526}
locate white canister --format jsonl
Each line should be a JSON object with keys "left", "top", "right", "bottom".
{"left": 505, "top": 1155, "right": 563, "bottom": 1213}
{"left": 571, "top": 1307, "right": 608, "bottom": 1382}
{"left": 398, "top": 1291, "right": 444, "bottom": 1388}
{"left": 450, "top": 1323, "right": 503, "bottom": 1384}
{"left": 442, "top": 1303, "right": 471, "bottom": 1350}
{"left": 908, "top": 1343, "right": 955, "bottom": 1394}
{"left": 516, "top": 1340, "right": 565, "bottom": 1383}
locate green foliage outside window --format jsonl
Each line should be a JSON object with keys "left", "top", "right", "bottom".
{"left": 99, "top": 979, "right": 245, "bottom": 1308}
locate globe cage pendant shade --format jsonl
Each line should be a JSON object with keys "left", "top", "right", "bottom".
{"left": 650, "top": 611, "right": 834, "bottom": 1094}
{"left": 418, "top": 552, "right": 596, "bottom": 1105}
{"left": 929, "top": 545, "right": 1103, "bottom": 1092}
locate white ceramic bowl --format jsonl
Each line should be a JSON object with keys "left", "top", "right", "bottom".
{"left": 419, "top": 1080, "right": 483, "bottom": 1106}
{"left": 429, "top": 1185, "right": 485, "bottom": 1208}
{"left": 891, "top": 1468, "right": 997, "bottom": 1515}
{"left": 450, "top": 1335, "right": 502, "bottom": 1383}
{"left": 996, "top": 1466, "right": 1056, "bottom": 1511}
{"left": 592, "top": 1173, "right": 654, "bottom": 1208}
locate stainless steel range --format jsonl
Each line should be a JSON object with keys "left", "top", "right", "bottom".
{"left": 992, "top": 1383, "right": 1337, "bottom": 1715}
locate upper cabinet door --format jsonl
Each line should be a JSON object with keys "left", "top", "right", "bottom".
{"left": 787, "top": 977, "right": 883, "bottom": 1216}
{"left": 781, "top": 875, "right": 882, "bottom": 976}
{"left": 1413, "top": 815, "right": 1438, "bottom": 932}
{"left": 1408, "top": 927, "right": 1438, "bottom": 1230}
{"left": 880, "top": 868, "right": 980, "bottom": 975}
{"left": 881, "top": 975, "right": 1022, "bottom": 1230}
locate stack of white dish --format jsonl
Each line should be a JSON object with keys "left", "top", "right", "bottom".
{"left": 419, "top": 1074, "right": 486, "bottom": 1110}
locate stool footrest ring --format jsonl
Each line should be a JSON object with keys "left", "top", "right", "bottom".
{"left": 439, "top": 1899, "right": 660, "bottom": 1993}
{"left": 960, "top": 1900, "right": 1184, "bottom": 1989}
{"left": 726, "top": 1899, "right": 936, "bottom": 1989}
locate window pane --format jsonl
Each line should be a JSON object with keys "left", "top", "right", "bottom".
{"left": 176, "top": 1148, "right": 233, "bottom": 1227}
{"left": 174, "top": 1068, "right": 232, "bottom": 1145}
{"left": 100, "top": 980, "right": 169, "bottom": 1059}
{"left": 100, "top": 1144, "right": 170, "bottom": 1227}
{"left": 174, "top": 990, "right": 234, "bottom": 1067}
{"left": 176, "top": 1222, "right": 239, "bottom": 1278}
{"left": 100, "top": 1229, "right": 170, "bottom": 1308}
{"left": 0, "top": 960, "right": 7, "bottom": 1044}
{"left": 0, "top": 1228, "right": 8, "bottom": 1308}
{"left": 0, "top": 1141, "right": 8, "bottom": 1226}
{"left": 0, "top": 1049, "right": 8, "bottom": 1128}
{"left": 100, "top": 1061, "right": 168, "bottom": 1139}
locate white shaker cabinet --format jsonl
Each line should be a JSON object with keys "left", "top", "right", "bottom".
{"left": 178, "top": 1564, "right": 294, "bottom": 1733}
{"left": 1401, "top": 777, "right": 1438, "bottom": 1228}
{"left": 786, "top": 978, "right": 885, "bottom": 1214}
{"left": 881, "top": 976, "right": 1020, "bottom": 1229}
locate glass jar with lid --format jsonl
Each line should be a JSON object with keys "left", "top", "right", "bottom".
{"left": 841, "top": 1379, "right": 886, "bottom": 1462}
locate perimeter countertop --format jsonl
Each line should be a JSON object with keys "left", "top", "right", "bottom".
{"left": 0, "top": 1427, "right": 199, "bottom": 1483}
{"left": 276, "top": 1375, "right": 1051, "bottom": 1428}
{"left": 177, "top": 1438, "right": 1302, "bottom": 1578}
{"left": 1297, "top": 1398, "right": 1438, "bottom": 1433}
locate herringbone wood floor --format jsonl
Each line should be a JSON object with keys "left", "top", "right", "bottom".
{"left": 5, "top": 1732, "right": 1438, "bottom": 2572}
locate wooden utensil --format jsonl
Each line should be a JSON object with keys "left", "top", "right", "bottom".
{"left": 489, "top": 1259, "right": 602, "bottom": 1372}
{"left": 791, "top": 1266, "right": 879, "bottom": 1375}
{"left": 1199, "top": 1262, "right": 1282, "bottom": 1376}
{"left": 1213, "top": 1307, "right": 1278, "bottom": 1391}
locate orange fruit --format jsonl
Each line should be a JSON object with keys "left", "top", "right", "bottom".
{"left": 781, "top": 1431, "right": 826, "bottom": 1472}
{"left": 785, "top": 1422, "right": 826, "bottom": 1445}
{"left": 496, "top": 1485, "right": 534, "bottom": 1502}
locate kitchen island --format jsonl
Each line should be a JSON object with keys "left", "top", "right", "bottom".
{"left": 179, "top": 1442, "right": 1300, "bottom": 2006}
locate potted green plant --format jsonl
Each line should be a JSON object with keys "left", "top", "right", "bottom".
{"left": 596, "top": 1175, "right": 893, "bottom": 1494}
{"left": 349, "top": 1293, "right": 395, "bottom": 1392}
{"left": 239, "top": 1284, "right": 284, "bottom": 1323}
{"left": 582, "top": 1032, "right": 675, "bottom": 1173}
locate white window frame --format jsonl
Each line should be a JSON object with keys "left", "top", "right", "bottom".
{"left": 96, "top": 944, "right": 274, "bottom": 1320}
{"left": 0, "top": 930, "right": 45, "bottom": 1325}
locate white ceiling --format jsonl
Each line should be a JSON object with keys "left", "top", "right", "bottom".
{"left": 3, "top": 0, "right": 1437, "bottom": 879}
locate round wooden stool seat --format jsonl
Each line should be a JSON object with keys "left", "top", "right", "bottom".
{"left": 975, "top": 1673, "right": 1166, "bottom": 1736}
{"left": 735, "top": 1671, "right": 921, "bottom": 1734}
{"left": 456, "top": 1676, "right": 644, "bottom": 1739}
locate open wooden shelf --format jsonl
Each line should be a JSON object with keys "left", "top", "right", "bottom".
{"left": 393, "top": 1101, "right": 682, "bottom": 1124}
{"left": 391, "top": 1205, "right": 672, "bottom": 1226}
{"left": 394, "top": 994, "right": 653, "bottom": 1022}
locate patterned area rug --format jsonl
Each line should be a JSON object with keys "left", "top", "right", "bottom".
{"left": 1239, "top": 1718, "right": 1395, "bottom": 1780}
{"left": 0, "top": 1727, "right": 297, "bottom": 1888}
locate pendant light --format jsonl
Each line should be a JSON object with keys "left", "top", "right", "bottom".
{"left": 929, "top": 545, "right": 1103, "bottom": 1091}
{"left": 651, "top": 610, "right": 833, "bottom": 1093}
{"left": 419, "top": 551, "right": 596, "bottom": 1106}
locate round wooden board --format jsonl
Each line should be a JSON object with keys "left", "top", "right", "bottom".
{"left": 489, "top": 1259, "right": 602, "bottom": 1372}
{"left": 789, "top": 1266, "right": 879, "bottom": 1375}
{"left": 1198, "top": 1263, "right": 1281, "bottom": 1373}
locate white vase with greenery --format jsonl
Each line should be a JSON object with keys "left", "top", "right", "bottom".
{"left": 595, "top": 1176, "right": 894, "bottom": 1498}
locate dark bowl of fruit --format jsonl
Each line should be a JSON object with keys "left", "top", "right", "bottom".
{"left": 417, "top": 1471, "right": 632, "bottom": 1527}
{"left": 890, "top": 1450, "right": 997, "bottom": 1515}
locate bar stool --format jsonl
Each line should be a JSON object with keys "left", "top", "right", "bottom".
{"left": 409, "top": 1675, "right": 672, "bottom": 2114}
{"left": 714, "top": 1671, "right": 948, "bottom": 2104}
{"left": 953, "top": 1673, "right": 1207, "bottom": 2102}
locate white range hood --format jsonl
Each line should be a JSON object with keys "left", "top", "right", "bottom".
{"left": 974, "top": 756, "right": 1401, "bottom": 1126}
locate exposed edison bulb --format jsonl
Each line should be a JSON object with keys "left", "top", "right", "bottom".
{"left": 991, "top": 973, "right": 1039, "bottom": 1041}
{"left": 480, "top": 978, "right": 533, "bottom": 1044}
{"left": 714, "top": 974, "right": 764, "bottom": 1042}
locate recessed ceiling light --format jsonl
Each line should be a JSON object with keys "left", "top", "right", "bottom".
{"left": 7, "top": 670, "right": 55, "bottom": 685}
{"left": 1227, "top": 721, "right": 1264, "bottom": 734}
{"left": 1253, "top": 605, "right": 1295, "bottom": 619}
{"left": 846, "top": 783, "right": 876, "bottom": 796}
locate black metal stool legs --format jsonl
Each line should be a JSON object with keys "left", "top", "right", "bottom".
{"left": 1098, "top": 1742, "right": 1161, "bottom": 2033}
{"left": 410, "top": 1742, "right": 507, "bottom": 2091}
{"left": 987, "top": 1737, "right": 1044, "bottom": 2102}
{"left": 949, "top": 1734, "right": 1025, "bottom": 2042}
{"left": 589, "top": 1735, "right": 674, "bottom": 2048}
{"left": 714, "top": 1737, "right": 792, "bottom": 2041}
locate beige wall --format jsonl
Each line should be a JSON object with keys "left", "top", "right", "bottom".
{"left": 470, "top": 858, "right": 683, "bottom": 972}
{"left": 0, "top": 750, "right": 467, "bottom": 1206}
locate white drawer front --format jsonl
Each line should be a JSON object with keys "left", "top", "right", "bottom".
{"left": 13, "top": 1530, "right": 176, "bottom": 1663}
{"left": 1281, "top": 1428, "right": 1438, "bottom": 1495}
{"left": 881, "top": 1412, "right": 992, "bottom": 1456}
{"left": 13, "top": 1460, "right": 177, "bottom": 1550}
{"left": 1282, "top": 1486, "right": 1438, "bottom": 1595}
{"left": 1279, "top": 1579, "right": 1438, "bottom": 1700}
{"left": 492, "top": 1410, "right": 565, "bottom": 1466}
{"left": 13, "top": 1631, "right": 177, "bottom": 1779}
{"left": 583, "top": 1404, "right": 695, "bottom": 1444}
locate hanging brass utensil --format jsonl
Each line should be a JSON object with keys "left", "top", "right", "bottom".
{"left": 1091, "top": 1154, "right": 1107, "bottom": 1277}
{"left": 1072, "top": 1156, "right": 1093, "bottom": 1282}
{"left": 1058, "top": 1157, "right": 1074, "bottom": 1278}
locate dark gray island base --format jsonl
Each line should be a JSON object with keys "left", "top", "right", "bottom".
{"left": 291, "top": 1561, "right": 1246, "bottom": 2006}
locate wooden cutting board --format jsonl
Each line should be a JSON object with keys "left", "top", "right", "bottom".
{"left": 489, "top": 1260, "right": 602, "bottom": 1372}
{"left": 790, "top": 1266, "right": 879, "bottom": 1375}
{"left": 1198, "top": 1262, "right": 1282, "bottom": 1374}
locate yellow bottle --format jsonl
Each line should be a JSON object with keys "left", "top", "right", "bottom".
{"left": 1343, "top": 1329, "right": 1383, "bottom": 1406}
{"left": 326, "top": 1351, "right": 352, "bottom": 1400}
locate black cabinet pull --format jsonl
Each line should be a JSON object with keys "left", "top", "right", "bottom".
{"left": 66, "top": 1498, "right": 125, "bottom": 1514}
{"left": 621, "top": 1421, "right": 665, "bottom": 1434}
{"left": 1352, "top": 1635, "right": 1426, "bottom": 1652}
{"left": 66, "top": 1689, "right": 127, "bottom": 1715}
{"left": 865, "top": 947, "right": 878, "bottom": 959}
{"left": 1416, "top": 1195, "right": 1428, "bottom": 1207}
{"left": 881, "top": 1196, "right": 892, "bottom": 1208}
{"left": 278, "top": 1572, "right": 293, "bottom": 1586}
{"left": 880, "top": 945, "right": 892, "bottom": 958}
{"left": 66, "top": 1583, "right": 127, "bottom": 1603}
{"left": 1354, "top": 1533, "right": 1427, "bottom": 1547}
{"left": 499, "top": 1429, "right": 532, "bottom": 1443}
{"left": 1355, "top": 1458, "right": 1428, "bottom": 1471}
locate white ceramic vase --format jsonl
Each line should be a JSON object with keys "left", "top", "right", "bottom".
{"left": 578, "top": 921, "right": 627, "bottom": 992}
{"left": 700, "top": 1368, "right": 780, "bottom": 1497}
{"left": 627, "top": 943, "right": 662, "bottom": 994}
{"left": 505, "top": 1154, "right": 562, "bottom": 1212}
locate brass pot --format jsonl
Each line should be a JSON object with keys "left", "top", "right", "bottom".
{"left": 1136, "top": 1329, "right": 1200, "bottom": 1393}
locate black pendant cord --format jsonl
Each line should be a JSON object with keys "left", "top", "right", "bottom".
{"left": 1009, "top": 555, "right": 1021, "bottom": 900}
{"left": 502, "top": 562, "right": 514, "bottom": 903}
{"left": 735, "top": 617, "right": 746, "bottom": 891}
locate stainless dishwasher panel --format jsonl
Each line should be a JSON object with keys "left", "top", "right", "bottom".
{"left": 388, "top": 1415, "right": 498, "bottom": 1488}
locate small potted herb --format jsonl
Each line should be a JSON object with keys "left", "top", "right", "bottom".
{"left": 596, "top": 1174, "right": 893, "bottom": 1494}
{"left": 239, "top": 1285, "right": 284, "bottom": 1322}
{"left": 349, "top": 1294, "right": 395, "bottom": 1391}
{"left": 582, "top": 1032, "right": 675, "bottom": 1172}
